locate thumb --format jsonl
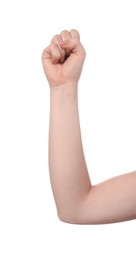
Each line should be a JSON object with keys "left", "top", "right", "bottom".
{"left": 60, "top": 38, "right": 85, "bottom": 55}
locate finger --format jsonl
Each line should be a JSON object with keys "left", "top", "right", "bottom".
{"left": 42, "top": 43, "right": 62, "bottom": 64}
{"left": 70, "top": 29, "right": 80, "bottom": 40}
{"left": 60, "top": 37, "right": 81, "bottom": 53}
{"left": 67, "top": 29, "right": 80, "bottom": 54}
{"left": 60, "top": 30, "right": 71, "bottom": 41}
{"left": 51, "top": 35, "right": 66, "bottom": 63}
{"left": 51, "top": 34, "right": 63, "bottom": 45}
{"left": 42, "top": 45, "right": 51, "bottom": 61}
{"left": 50, "top": 43, "right": 62, "bottom": 64}
{"left": 60, "top": 30, "right": 71, "bottom": 58}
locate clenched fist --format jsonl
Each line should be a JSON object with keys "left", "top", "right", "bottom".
{"left": 41, "top": 29, "right": 86, "bottom": 88}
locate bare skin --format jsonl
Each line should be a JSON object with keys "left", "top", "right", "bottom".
{"left": 42, "top": 29, "right": 136, "bottom": 224}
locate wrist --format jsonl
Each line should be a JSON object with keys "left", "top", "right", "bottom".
{"left": 50, "top": 83, "right": 78, "bottom": 97}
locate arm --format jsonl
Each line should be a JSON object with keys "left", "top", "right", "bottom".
{"left": 42, "top": 29, "right": 136, "bottom": 224}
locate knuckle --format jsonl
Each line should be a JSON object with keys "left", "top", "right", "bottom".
{"left": 51, "top": 34, "right": 59, "bottom": 43}
{"left": 50, "top": 42, "right": 56, "bottom": 50}
{"left": 50, "top": 43, "right": 61, "bottom": 59}
{"left": 70, "top": 29, "right": 80, "bottom": 39}
{"left": 41, "top": 50, "right": 45, "bottom": 60}
{"left": 60, "top": 30, "right": 70, "bottom": 40}
{"left": 41, "top": 46, "right": 50, "bottom": 60}
{"left": 60, "top": 29, "right": 69, "bottom": 34}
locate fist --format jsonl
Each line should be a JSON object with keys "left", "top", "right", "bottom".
{"left": 41, "top": 29, "right": 86, "bottom": 88}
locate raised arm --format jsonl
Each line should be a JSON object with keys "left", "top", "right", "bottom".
{"left": 42, "top": 29, "right": 136, "bottom": 224}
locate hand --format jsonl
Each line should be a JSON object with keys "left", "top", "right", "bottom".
{"left": 41, "top": 29, "right": 86, "bottom": 88}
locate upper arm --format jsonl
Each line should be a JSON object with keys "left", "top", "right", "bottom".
{"left": 76, "top": 171, "right": 136, "bottom": 224}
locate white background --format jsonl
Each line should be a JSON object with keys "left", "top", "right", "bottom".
{"left": 0, "top": 0, "right": 136, "bottom": 259}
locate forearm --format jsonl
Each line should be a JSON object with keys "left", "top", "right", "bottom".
{"left": 49, "top": 84, "right": 91, "bottom": 222}
{"left": 48, "top": 84, "right": 136, "bottom": 225}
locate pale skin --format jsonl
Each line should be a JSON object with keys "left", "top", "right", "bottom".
{"left": 42, "top": 29, "right": 136, "bottom": 224}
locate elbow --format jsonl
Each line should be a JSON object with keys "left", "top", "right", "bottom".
{"left": 58, "top": 212, "right": 75, "bottom": 224}
{"left": 57, "top": 207, "right": 85, "bottom": 225}
{"left": 58, "top": 212, "right": 79, "bottom": 224}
